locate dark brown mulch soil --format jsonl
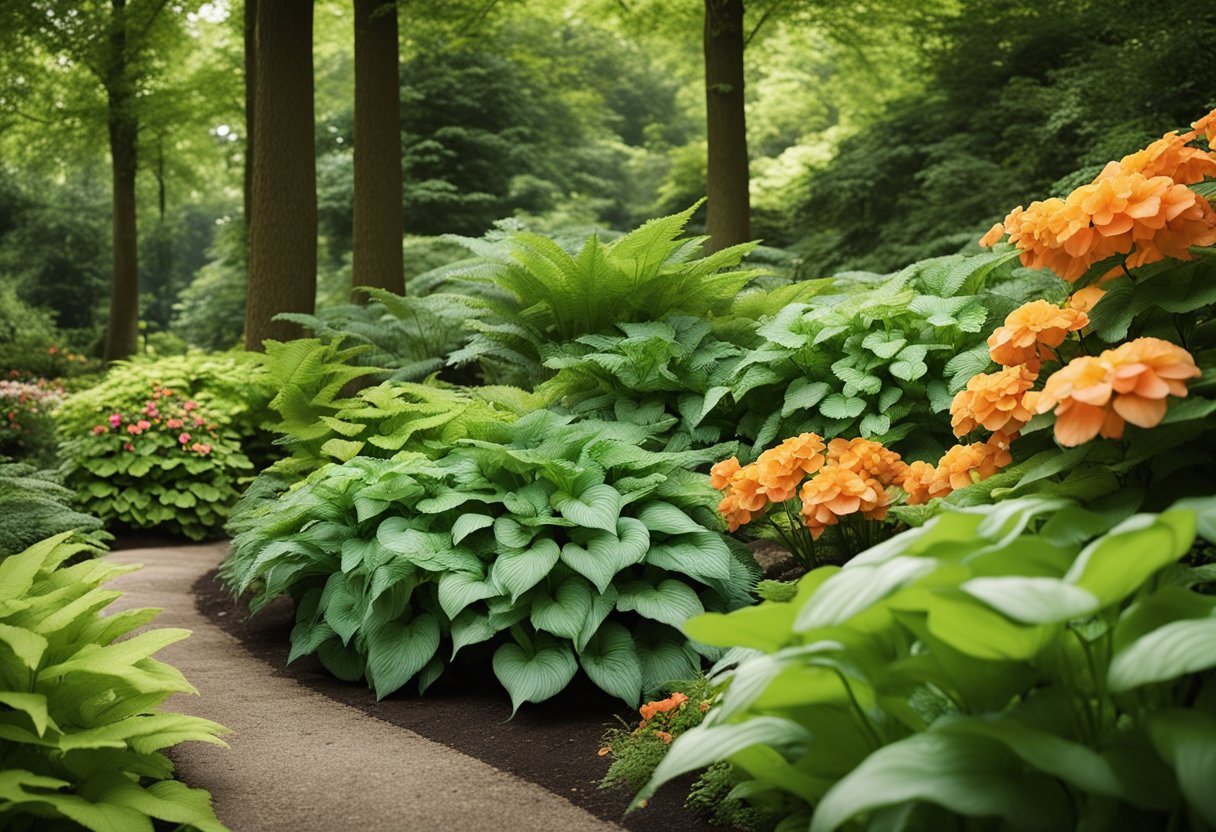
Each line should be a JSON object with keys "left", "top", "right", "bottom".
{"left": 194, "top": 569, "right": 717, "bottom": 832}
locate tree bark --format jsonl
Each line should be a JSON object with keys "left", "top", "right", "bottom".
{"left": 103, "top": 0, "right": 140, "bottom": 362}
{"left": 703, "top": 0, "right": 750, "bottom": 253}
{"left": 243, "top": 0, "right": 256, "bottom": 233}
{"left": 244, "top": 0, "right": 317, "bottom": 350}
{"left": 352, "top": 0, "right": 404, "bottom": 301}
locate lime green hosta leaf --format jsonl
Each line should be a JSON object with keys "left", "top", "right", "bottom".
{"left": 436, "top": 572, "right": 498, "bottom": 620}
{"left": 552, "top": 483, "right": 622, "bottom": 532}
{"left": 578, "top": 621, "right": 642, "bottom": 706}
{"left": 39, "top": 628, "right": 192, "bottom": 683}
{"left": 106, "top": 779, "right": 228, "bottom": 832}
{"left": 795, "top": 557, "right": 934, "bottom": 631}
{"left": 0, "top": 623, "right": 49, "bottom": 670}
{"left": 616, "top": 578, "right": 704, "bottom": 629}
{"left": 810, "top": 732, "right": 1070, "bottom": 832}
{"left": 0, "top": 692, "right": 51, "bottom": 737}
{"left": 366, "top": 614, "right": 441, "bottom": 699}
{"left": 1065, "top": 510, "right": 1196, "bottom": 605}
{"left": 0, "top": 532, "right": 75, "bottom": 602}
{"left": 684, "top": 601, "right": 798, "bottom": 652}
{"left": 490, "top": 538, "right": 560, "bottom": 602}
{"left": 320, "top": 437, "right": 365, "bottom": 462}
{"left": 633, "top": 716, "right": 812, "bottom": 809}
{"left": 1108, "top": 616, "right": 1216, "bottom": 692}
{"left": 960, "top": 577, "right": 1099, "bottom": 624}
{"left": 530, "top": 575, "right": 593, "bottom": 640}
{"left": 492, "top": 636, "right": 578, "bottom": 716}
{"left": 1147, "top": 709, "right": 1216, "bottom": 826}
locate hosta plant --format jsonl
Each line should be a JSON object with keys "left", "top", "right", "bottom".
{"left": 222, "top": 410, "right": 759, "bottom": 712}
{"left": 0, "top": 533, "right": 229, "bottom": 830}
{"left": 635, "top": 496, "right": 1216, "bottom": 831}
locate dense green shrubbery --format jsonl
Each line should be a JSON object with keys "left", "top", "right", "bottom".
{"left": 635, "top": 498, "right": 1216, "bottom": 831}
{"left": 0, "top": 533, "right": 229, "bottom": 830}
{"left": 57, "top": 354, "right": 274, "bottom": 539}
{"left": 222, "top": 410, "right": 758, "bottom": 710}
{"left": 0, "top": 378, "right": 64, "bottom": 465}
{"left": 0, "top": 463, "right": 109, "bottom": 557}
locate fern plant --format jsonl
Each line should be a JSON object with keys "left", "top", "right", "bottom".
{"left": 0, "top": 533, "right": 229, "bottom": 830}
{"left": 222, "top": 410, "right": 758, "bottom": 712}
{"left": 445, "top": 204, "right": 766, "bottom": 385}
{"left": 0, "top": 463, "right": 109, "bottom": 556}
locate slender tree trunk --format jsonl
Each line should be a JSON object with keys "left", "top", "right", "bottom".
{"left": 243, "top": 0, "right": 256, "bottom": 232}
{"left": 703, "top": 0, "right": 750, "bottom": 253}
{"left": 103, "top": 0, "right": 139, "bottom": 362}
{"left": 352, "top": 0, "right": 404, "bottom": 301}
{"left": 244, "top": 0, "right": 317, "bottom": 350}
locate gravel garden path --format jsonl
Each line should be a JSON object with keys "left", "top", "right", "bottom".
{"left": 107, "top": 542, "right": 623, "bottom": 832}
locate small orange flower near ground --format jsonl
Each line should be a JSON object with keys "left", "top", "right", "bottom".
{"left": 987, "top": 300, "right": 1088, "bottom": 373}
{"left": 639, "top": 692, "right": 688, "bottom": 721}
{"left": 654, "top": 731, "right": 674, "bottom": 744}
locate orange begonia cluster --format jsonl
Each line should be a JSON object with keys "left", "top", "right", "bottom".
{"left": 898, "top": 435, "right": 1013, "bottom": 506}
{"left": 950, "top": 364, "right": 1039, "bottom": 436}
{"left": 986, "top": 300, "right": 1089, "bottom": 372}
{"left": 1036, "top": 337, "right": 1201, "bottom": 447}
{"left": 979, "top": 108, "right": 1216, "bottom": 281}
{"left": 712, "top": 434, "right": 907, "bottom": 539}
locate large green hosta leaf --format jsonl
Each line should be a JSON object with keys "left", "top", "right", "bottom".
{"left": 492, "top": 636, "right": 579, "bottom": 717}
{"left": 365, "top": 614, "right": 442, "bottom": 699}
{"left": 578, "top": 621, "right": 642, "bottom": 706}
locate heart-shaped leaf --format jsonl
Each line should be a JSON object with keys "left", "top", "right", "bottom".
{"left": 492, "top": 637, "right": 578, "bottom": 716}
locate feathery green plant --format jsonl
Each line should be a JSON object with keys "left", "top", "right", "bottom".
{"left": 0, "top": 533, "right": 230, "bottom": 830}
{"left": 445, "top": 204, "right": 767, "bottom": 385}
{"left": 0, "top": 463, "right": 109, "bottom": 556}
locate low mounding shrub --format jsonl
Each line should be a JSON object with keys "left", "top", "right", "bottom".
{"left": 222, "top": 410, "right": 759, "bottom": 711}
{"left": 0, "top": 378, "right": 64, "bottom": 465}
{"left": 635, "top": 497, "right": 1216, "bottom": 832}
{"left": 0, "top": 463, "right": 109, "bottom": 556}
{"left": 0, "top": 533, "right": 229, "bottom": 830}
{"left": 57, "top": 353, "right": 274, "bottom": 540}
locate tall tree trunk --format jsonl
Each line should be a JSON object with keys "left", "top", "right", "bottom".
{"left": 244, "top": 0, "right": 317, "bottom": 350}
{"left": 703, "top": 0, "right": 750, "bottom": 253}
{"left": 243, "top": 0, "right": 256, "bottom": 233}
{"left": 352, "top": 0, "right": 404, "bottom": 301}
{"left": 103, "top": 0, "right": 139, "bottom": 362}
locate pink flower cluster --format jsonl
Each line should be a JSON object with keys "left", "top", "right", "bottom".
{"left": 91, "top": 384, "right": 218, "bottom": 455}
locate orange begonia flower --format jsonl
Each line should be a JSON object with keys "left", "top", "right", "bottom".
{"left": 950, "top": 364, "right": 1039, "bottom": 437}
{"left": 1190, "top": 107, "right": 1216, "bottom": 150}
{"left": 717, "top": 492, "right": 753, "bottom": 533}
{"left": 979, "top": 222, "right": 1006, "bottom": 247}
{"left": 1115, "top": 132, "right": 1216, "bottom": 185}
{"left": 936, "top": 439, "right": 1013, "bottom": 491}
{"left": 901, "top": 460, "right": 951, "bottom": 505}
{"left": 826, "top": 437, "right": 907, "bottom": 486}
{"left": 987, "top": 300, "right": 1088, "bottom": 372}
{"left": 754, "top": 433, "right": 826, "bottom": 502}
{"left": 1067, "top": 285, "right": 1106, "bottom": 314}
{"left": 639, "top": 692, "right": 688, "bottom": 721}
{"left": 709, "top": 456, "right": 742, "bottom": 490}
{"left": 799, "top": 466, "right": 885, "bottom": 539}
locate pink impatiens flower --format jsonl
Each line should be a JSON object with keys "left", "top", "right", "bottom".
{"left": 109, "top": 413, "right": 122, "bottom": 428}
{"left": 91, "top": 425, "right": 106, "bottom": 435}
{"left": 127, "top": 423, "right": 143, "bottom": 435}
{"left": 166, "top": 418, "right": 183, "bottom": 429}
{"left": 179, "top": 432, "right": 191, "bottom": 444}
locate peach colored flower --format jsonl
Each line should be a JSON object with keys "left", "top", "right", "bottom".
{"left": 771, "top": 432, "right": 827, "bottom": 475}
{"left": 901, "top": 460, "right": 951, "bottom": 505}
{"left": 709, "top": 457, "right": 741, "bottom": 490}
{"left": 1105, "top": 337, "right": 1200, "bottom": 428}
{"left": 826, "top": 437, "right": 907, "bottom": 486}
{"left": 1115, "top": 132, "right": 1216, "bottom": 185}
{"left": 1189, "top": 107, "right": 1216, "bottom": 150}
{"left": 1067, "top": 285, "right": 1106, "bottom": 314}
{"left": 718, "top": 492, "right": 754, "bottom": 533}
{"left": 979, "top": 222, "right": 1006, "bottom": 247}
{"left": 799, "top": 466, "right": 883, "bottom": 540}
{"left": 1036, "top": 355, "right": 1123, "bottom": 446}
{"left": 987, "top": 300, "right": 1088, "bottom": 372}
{"left": 936, "top": 440, "right": 1012, "bottom": 491}
{"left": 950, "top": 365, "right": 1038, "bottom": 437}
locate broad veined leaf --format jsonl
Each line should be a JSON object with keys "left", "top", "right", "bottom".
{"left": 450, "top": 608, "right": 498, "bottom": 658}
{"left": 436, "top": 572, "right": 498, "bottom": 620}
{"left": 1108, "top": 615, "right": 1216, "bottom": 692}
{"left": 579, "top": 621, "right": 642, "bottom": 706}
{"left": 635, "top": 501, "right": 706, "bottom": 536}
{"left": 320, "top": 573, "right": 364, "bottom": 646}
{"left": 0, "top": 692, "right": 51, "bottom": 737}
{"left": 795, "top": 557, "right": 937, "bottom": 631}
{"left": 644, "top": 532, "right": 732, "bottom": 584}
{"left": 782, "top": 379, "right": 831, "bottom": 418}
{"left": 316, "top": 635, "right": 365, "bottom": 682}
{"left": 819, "top": 394, "right": 866, "bottom": 420}
{"left": 489, "top": 538, "right": 561, "bottom": 602}
{"left": 960, "top": 577, "right": 1099, "bottom": 624}
{"left": 862, "top": 330, "right": 908, "bottom": 359}
{"left": 1147, "top": 709, "right": 1216, "bottom": 827}
{"left": 574, "top": 584, "right": 619, "bottom": 653}
{"left": 684, "top": 602, "right": 798, "bottom": 652}
{"left": 452, "top": 513, "right": 494, "bottom": 545}
{"left": 632, "top": 716, "right": 811, "bottom": 808}
{"left": 616, "top": 578, "right": 704, "bottom": 629}
{"left": 492, "top": 636, "right": 578, "bottom": 716}
{"left": 530, "top": 575, "right": 593, "bottom": 640}
{"left": 366, "top": 614, "right": 441, "bottom": 699}
{"left": 552, "top": 483, "right": 622, "bottom": 532}
{"left": 0, "top": 623, "right": 49, "bottom": 670}
{"left": 632, "top": 621, "right": 700, "bottom": 694}
{"left": 562, "top": 517, "right": 650, "bottom": 593}
{"left": 810, "top": 731, "right": 1070, "bottom": 832}
{"left": 1065, "top": 510, "right": 1196, "bottom": 605}
{"left": 493, "top": 515, "right": 537, "bottom": 549}
{"left": 917, "top": 591, "right": 1057, "bottom": 661}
